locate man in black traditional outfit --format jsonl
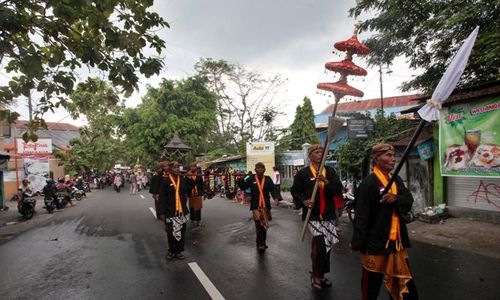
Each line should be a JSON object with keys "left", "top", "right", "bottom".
{"left": 351, "top": 144, "right": 418, "bottom": 300}
{"left": 187, "top": 162, "right": 205, "bottom": 226}
{"left": 156, "top": 161, "right": 190, "bottom": 260}
{"left": 237, "top": 162, "right": 275, "bottom": 252}
{"left": 291, "top": 144, "right": 343, "bottom": 290}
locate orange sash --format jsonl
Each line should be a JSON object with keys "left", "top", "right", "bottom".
{"left": 168, "top": 174, "right": 183, "bottom": 216}
{"left": 309, "top": 165, "right": 327, "bottom": 217}
{"left": 190, "top": 175, "right": 198, "bottom": 196}
{"left": 254, "top": 175, "right": 266, "bottom": 209}
{"left": 373, "top": 166, "right": 402, "bottom": 250}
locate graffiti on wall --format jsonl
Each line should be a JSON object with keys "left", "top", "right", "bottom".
{"left": 467, "top": 180, "right": 500, "bottom": 209}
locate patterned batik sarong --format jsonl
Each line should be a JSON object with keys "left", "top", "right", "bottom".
{"left": 308, "top": 220, "right": 339, "bottom": 252}
{"left": 165, "top": 216, "right": 188, "bottom": 241}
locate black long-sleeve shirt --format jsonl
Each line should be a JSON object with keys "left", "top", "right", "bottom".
{"left": 291, "top": 165, "right": 342, "bottom": 221}
{"left": 156, "top": 175, "right": 190, "bottom": 218}
{"left": 237, "top": 175, "right": 275, "bottom": 210}
{"left": 186, "top": 174, "right": 204, "bottom": 197}
{"left": 149, "top": 174, "right": 161, "bottom": 194}
{"left": 351, "top": 174, "right": 414, "bottom": 254}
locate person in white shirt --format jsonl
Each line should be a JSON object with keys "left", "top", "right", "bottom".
{"left": 272, "top": 166, "right": 283, "bottom": 205}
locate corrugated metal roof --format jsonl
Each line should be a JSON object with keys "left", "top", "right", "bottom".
{"left": 14, "top": 120, "right": 80, "bottom": 131}
{"left": 5, "top": 120, "right": 80, "bottom": 149}
{"left": 319, "top": 94, "right": 424, "bottom": 114}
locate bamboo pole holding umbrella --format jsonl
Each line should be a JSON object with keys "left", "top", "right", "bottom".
{"left": 382, "top": 26, "right": 479, "bottom": 195}
{"left": 299, "top": 24, "right": 370, "bottom": 241}
{"left": 300, "top": 100, "right": 343, "bottom": 241}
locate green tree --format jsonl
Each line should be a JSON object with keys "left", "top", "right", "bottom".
{"left": 55, "top": 78, "right": 125, "bottom": 173}
{"left": 0, "top": 0, "right": 169, "bottom": 137}
{"left": 119, "top": 76, "right": 218, "bottom": 165}
{"left": 288, "top": 97, "right": 320, "bottom": 150}
{"left": 350, "top": 0, "right": 500, "bottom": 92}
{"left": 336, "top": 110, "right": 415, "bottom": 180}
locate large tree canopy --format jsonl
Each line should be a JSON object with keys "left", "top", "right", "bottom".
{"left": 119, "top": 76, "right": 218, "bottom": 165}
{"left": 0, "top": 0, "right": 168, "bottom": 127}
{"left": 55, "top": 79, "right": 124, "bottom": 174}
{"left": 350, "top": 0, "right": 500, "bottom": 92}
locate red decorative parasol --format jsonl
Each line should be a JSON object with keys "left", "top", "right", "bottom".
{"left": 325, "top": 60, "right": 368, "bottom": 76}
{"left": 317, "top": 81, "right": 364, "bottom": 98}
{"left": 301, "top": 24, "right": 371, "bottom": 241}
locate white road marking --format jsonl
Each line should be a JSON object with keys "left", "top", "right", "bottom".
{"left": 149, "top": 207, "right": 157, "bottom": 218}
{"left": 140, "top": 195, "right": 145, "bottom": 199}
{"left": 188, "top": 262, "right": 225, "bottom": 300}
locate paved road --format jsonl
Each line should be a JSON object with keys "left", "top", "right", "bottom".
{"left": 0, "top": 188, "right": 499, "bottom": 299}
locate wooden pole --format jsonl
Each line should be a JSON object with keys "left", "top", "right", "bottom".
{"left": 300, "top": 95, "right": 341, "bottom": 241}
{"left": 382, "top": 120, "right": 427, "bottom": 194}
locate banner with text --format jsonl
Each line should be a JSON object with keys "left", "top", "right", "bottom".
{"left": 440, "top": 97, "right": 500, "bottom": 177}
{"left": 246, "top": 142, "right": 275, "bottom": 177}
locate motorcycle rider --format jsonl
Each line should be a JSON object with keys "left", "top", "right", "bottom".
{"left": 43, "top": 179, "right": 58, "bottom": 209}
{"left": 56, "top": 177, "right": 74, "bottom": 207}
{"left": 18, "top": 179, "right": 35, "bottom": 212}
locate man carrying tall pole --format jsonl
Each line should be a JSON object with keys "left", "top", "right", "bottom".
{"left": 291, "top": 144, "right": 342, "bottom": 290}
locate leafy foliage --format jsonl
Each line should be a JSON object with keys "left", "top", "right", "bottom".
{"left": 118, "top": 76, "right": 218, "bottom": 165}
{"left": 336, "top": 110, "right": 415, "bottom": 180}
{"left": 55, "top": 78, "right": 124, "bottom": 173}
{"left": 285, "top": 97, "right": 320, "bottom": 150}
{"left": 350, "top": 0, "right": 500, "bottom": 92}
{"left": 0, "top": 0, "right": 169, "bottom": 138}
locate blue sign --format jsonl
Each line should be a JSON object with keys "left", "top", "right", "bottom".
{"left": 417, "top": 140, "right": 434, "bottom": 160}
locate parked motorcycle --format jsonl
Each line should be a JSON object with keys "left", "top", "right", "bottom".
{"left": 343, "top": 192, "right": 355, "bottom": 223}
{"left": 82, "top": 181, "right": 91, "bottom": 193}
{"left": 18, "top": 191, "right": 35, "bottom": 219}
{"left": 43, "top": 180, "right": 57, "bottom": 213}
{"left": 44, "top": 195, "right": 56, "bottom": 213}
{"left": 71, "top": 185, "right": 85, "bottom": 201}
{"left": 55, "top": 192, "right": 69, "bottom": 209}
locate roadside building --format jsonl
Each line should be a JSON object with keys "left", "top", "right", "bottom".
{"left": 0, "top": 120, "right": 80, "bottom": 200}
{"left": 427, "top": 81, "right": 500, "bottom": 222}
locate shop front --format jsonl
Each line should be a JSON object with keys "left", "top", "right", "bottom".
{"left": 439, "top": 87, "right": 500, "bottom": 221}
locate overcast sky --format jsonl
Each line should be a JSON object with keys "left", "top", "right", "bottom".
{"left": 14, "top": 0, "right": 420, "bottom": 126}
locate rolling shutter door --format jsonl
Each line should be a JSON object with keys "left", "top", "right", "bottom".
{"left": 446, "top": 177, "right": 500, "bottom": 212}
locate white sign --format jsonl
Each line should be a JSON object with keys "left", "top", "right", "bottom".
{"left": 16, "top": 138, "right": 52, "bottom": 154}
{"left": 246, "top": 142, "right": 275, "bottom": 155}
{"left": 292, "top": 159, "right": 305, "bottom": 166}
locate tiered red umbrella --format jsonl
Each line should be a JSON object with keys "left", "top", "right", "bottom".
{"left": 317, "top": 25, "right": 370, "bottom": 101}
{"left": 301, "top": 25, "right": 371, "bottom": 241}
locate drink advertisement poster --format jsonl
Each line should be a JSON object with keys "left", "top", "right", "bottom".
{"left": 439, "top": 97, "right": 500, "bottom": 177}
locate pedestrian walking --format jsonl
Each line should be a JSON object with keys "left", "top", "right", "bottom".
{"left": 149, "top": 164, "right": 164, "bottom": 219}
{"left": 237, "top": 162, "right": 275, "bottom": 252}
{"left": 271, "top": 166, "right": 283, "bottom": 205}
{"left": 156, "top": 161, "right": 190, "bottom": 260}
{"left": 113, "top": 174, "right": 122, "bottom": 193}
{"left": 129, "top": 172, "right": 137, "bottom": 194}
{"left": 351, "top": 144, "right": 418, "bottom": 300}
{"left": 187, "top": 163, "right": 204, "bottom": 226}
{"left": 291, "top": 144, "right": 343, "bottom": 290}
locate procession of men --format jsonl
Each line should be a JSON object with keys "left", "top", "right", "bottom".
{"left": 147, "top": 142, "right": 418, "bottom": 300}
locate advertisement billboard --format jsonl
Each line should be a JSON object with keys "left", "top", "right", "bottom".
{"left": 439, "top": 97, "right": 500, "bottom": 177}
{"left": 16, "top": 138, "right": 53, "bottom": 155}
{"left": 246, "top": 142, "right": 275, "bottom": 176}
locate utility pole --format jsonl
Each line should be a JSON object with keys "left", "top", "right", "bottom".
{"left": 28, "top": 91, "right": 33, "bottom": 122}
{"left": 379, "top": 64, "right": 384, "bottom": 118}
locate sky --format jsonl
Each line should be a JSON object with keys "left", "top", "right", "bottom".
{"left": 11, "top": 0, "right": 421, "bottom": 127}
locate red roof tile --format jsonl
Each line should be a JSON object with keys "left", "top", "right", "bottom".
{"left": 319, "top": 94, "right": 424, "bottom": 114}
